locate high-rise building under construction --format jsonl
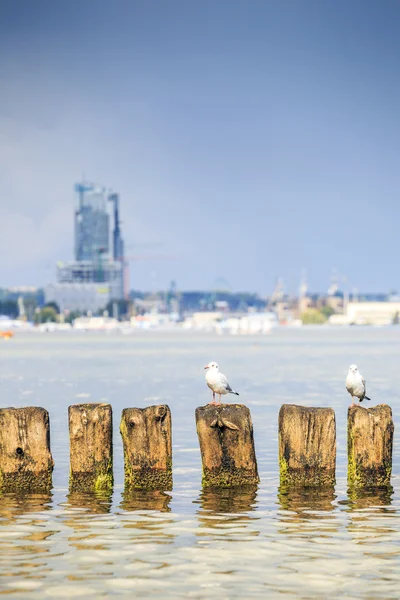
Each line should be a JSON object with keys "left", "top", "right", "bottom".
{"left": 45, "top": 182, "right": 125, "bottom": 313}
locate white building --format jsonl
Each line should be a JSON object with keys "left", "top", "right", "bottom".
{"left": 329, "top": 301, "right": 400, "bottom": 326}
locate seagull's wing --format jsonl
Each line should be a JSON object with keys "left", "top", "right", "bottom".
{"left": 219, "top": 372, "right": 231, "bottom": 391}
{"left": 361, "top": 375, "right": 366, "bottom": 392}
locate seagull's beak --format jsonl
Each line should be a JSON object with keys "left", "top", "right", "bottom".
{"left": 204, "top": 365, "right": 209, "bottom": 369}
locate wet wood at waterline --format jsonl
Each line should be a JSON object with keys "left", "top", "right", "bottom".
{"left": 68, "top": 403, "right": 113, "bottom": 492}
{"left": 348, "top": 404, "right": 394, "bottom": 487}
{"left": 196, "top": 404, "right": 259, "bottom": 487}
{"left": 279, "top": 404, "right": 336, "bottom": 486}
{"left": 120, "top": 405, "right": 172, "bottom": 490}
{"left": 0, "top": 407, "right": 53, "bottom": 491}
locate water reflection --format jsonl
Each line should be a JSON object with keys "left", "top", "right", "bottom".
{"left": 194, "top": 486, "right": 260, "bottom": 540}
{"left": 0, "top": 492, "right": 52, "bottom": 521}
{"left": 118, "top": 490, "right": 175, "bottom": 545}
{"left": 278, "top": 485, "right": 336, "bottom": 515}
{"left": 65, "top": 491, "right": 113, "bottom": 514}
{"left": 61, "top": 492, "right": 115, "bottom": 554}
{"left": 277, "top": 486, "right": 338, "bottom": 536}
{"left": 0, "top": 492, "right": 56, "bottom": 590}
{"left": 345, "top": 485, "right": 394, "bottom": 511}
{"left": 343, "top": 485, "right": 397, "bottom": 558}
{"left": 120, "top": 489, "right": 172, "bottom": 512}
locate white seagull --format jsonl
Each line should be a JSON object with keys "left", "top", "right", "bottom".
{"left": 204, "top": 361, "right": 239, "bottom": 405}
{"left": 346, "top": 364, "right": 371, "bottom": 405}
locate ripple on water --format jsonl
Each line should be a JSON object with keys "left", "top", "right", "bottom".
{"left": 0, "top": 330, "right": 400, "bottom": 598}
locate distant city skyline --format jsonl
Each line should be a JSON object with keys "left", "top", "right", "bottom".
{"left": 0, "top": 0, "right": 399, "bottom": 295}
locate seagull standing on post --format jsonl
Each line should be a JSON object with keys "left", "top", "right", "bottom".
{"left": 346, "top": 364, "right": 371, "bottom": 405}
{"left": 204, "top": 361, "right": 239, "bottom": 405}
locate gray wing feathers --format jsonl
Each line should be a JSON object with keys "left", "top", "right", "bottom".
{"left": 220, "top": 373, "right": 239, "bottom": 395}
{"left": 220, "top": 373, "right": 230, "bottom": 391}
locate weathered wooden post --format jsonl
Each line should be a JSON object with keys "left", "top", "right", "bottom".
{"left": 68, "top": 403, "right": 113, "bottom": 492}
{"left": 195, "top": 404, "right": 259, "bottom": 487}
{"left": 279, "top": 404, "right": 336, "bottom": 486}
{"left": 120, "top": 405, "right": 172, "bottom": 490}
{"left": 348, "top": 404, "right": 394, "bottom": 487}
{"left": 0, "top": 407, "right": 53, "bottom": 492}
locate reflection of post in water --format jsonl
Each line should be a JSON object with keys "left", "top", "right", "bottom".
{"left": 120, "top": 489, "right": 172, "bottom": 512}
{"left": 346, "top": 485, "right": 394, "bottom": 511}
{"left": 0, "top": 492, "right": 55, "bottom": 558}
{"left": 278, "top": 485, "right": 336, "bottom": 515}
{"left": 118, "top": 490, "right": 175, "bottom": 545}
{"left": 0, "top": 491, "right": 52, "bottom": 521}
{"left": 345, "top": 486, "right": 396, "bottom": 552}
{"left": 194, "top": 486, "right": 260, "bottom": 538}
{"left": 277, "top": 485, "right": 337, "bottom": 536}
{"left": 66, "top": 490, "right": 113, "bottom": 514}
{"left": 63, "top": 491, "right": 113, "bottom": 552}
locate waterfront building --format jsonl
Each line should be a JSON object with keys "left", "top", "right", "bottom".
{"left": 45, "top": 182, "right": 125, "bottom": 313}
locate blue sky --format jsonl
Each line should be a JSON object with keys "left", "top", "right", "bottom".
{"left": 0, "top": 0, "right": 399, "bottom": 294}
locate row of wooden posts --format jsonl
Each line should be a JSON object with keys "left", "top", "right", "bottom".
{"left": 0, "top": 402, "right": 394, "bottom": 493}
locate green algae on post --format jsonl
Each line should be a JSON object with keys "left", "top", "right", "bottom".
{"left": 347, "top": 404, "right": 394, "bottom": 487}
{"left": 195, "top": 404, "right": 259, "bottom": 488}
{"left": 278, "top": 404, "right": 336, "bottom": 487}
{"left": 120, "top": 405, "right": 172, "bottom": 490}
{"left": 0, "top": 407, "right": 54, "bottom": 492}
{"left": 68, "top": 403, "right": 113, "bottom": 492}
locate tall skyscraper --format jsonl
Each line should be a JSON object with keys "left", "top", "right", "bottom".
{"left": 45, "top": 181, "right": 126, "bottom": 313}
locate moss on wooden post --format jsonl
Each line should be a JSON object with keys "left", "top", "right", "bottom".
{"left": 68, "top": 403, "right": 113, "bottom": 492}
{"left": 347, "top": 404, "right": 394, "bottom": 487}
{"left": 120, "top": 405, "right": 172, "bottom": 490}
{"left": 278, "top": 404, "right": 336, "bottom": 487}
{"left": 0, "top": 407, "right": 54, "bottom": 492}
{"left": 195, "top": 404, "right": 259, "bottom": 488}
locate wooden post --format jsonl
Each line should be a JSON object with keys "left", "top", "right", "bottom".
{"left": 195, "top": 404, "right": 259, "bottom": 487}
{"left": 120, "top": 405, "right": 172, "bottom": 490}
{"left": 278, "top": 404, "right": 336, "bottom": 487}
{"left": 348, "top": 404, "right": 394, "bottom": 487}
{"left": 0, "top": 407, "right": 53, "bottom": 492}
{"left": 68, "top": 403, "right": 113, "bottom": 492}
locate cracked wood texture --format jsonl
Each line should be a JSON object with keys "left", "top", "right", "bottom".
{"left": 196, "top": 404, "right": 259, "bottom": 487}
{"left": 120, "top": 405, "right": 172, "bottom": 490}
{"left": 348, "top": 404, "right": 394, "bottom": 487}
{"left": 0, "top": 407, "right": 53, "bottom": 491}
{"left": 68, "top": 403, "right": 113, "bottom": 492}
{"left": 279, "top": 404, "right": 336, "bottom": 486}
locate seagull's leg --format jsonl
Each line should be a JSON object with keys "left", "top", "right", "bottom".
{"left": 218, "top": 394, "right": 222, "bottom": 404}
{"left": 210, "top": 391, "right": 216, "bottom": 405}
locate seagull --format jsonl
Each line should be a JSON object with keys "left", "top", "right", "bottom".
{"left": 204, "top": 361, "right": 239, "bottom": 405}
{"left": 346, "top": 364, "right": 371, "bottom": 405}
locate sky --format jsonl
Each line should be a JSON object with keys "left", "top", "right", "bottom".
{"left": 0, "top": 0, "right": 399, "bottom": 295}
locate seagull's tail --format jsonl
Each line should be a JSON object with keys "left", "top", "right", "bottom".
{"left": 229, "top": 390, "right": 239, "bottom": 396}
{"left": 365, "top": 396, "right": 371, "bottom": 401}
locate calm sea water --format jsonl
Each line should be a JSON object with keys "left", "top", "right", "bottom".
{"left": 0, "top": 328, "right": 399, "bottom": 598}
